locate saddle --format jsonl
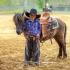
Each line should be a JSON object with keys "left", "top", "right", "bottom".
{"left": 40, "top": 16, "right": 59, "bottom": 38}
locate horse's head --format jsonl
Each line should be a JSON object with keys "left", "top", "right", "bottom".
{"left": 13, "top": 13, "right": 25, "bottom": 35}
{"left": 13, "top": 12, "right": 30, "bottom": 35}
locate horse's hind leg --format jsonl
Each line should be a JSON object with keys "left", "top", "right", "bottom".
{"left": 62, "top": 41, "right": 67, "bottom": 59}
{"left": 54, "top": 36, "right": 67, "bottom": 59}
{"left": 54, "top": 37, "right": 63, "bottom": 58}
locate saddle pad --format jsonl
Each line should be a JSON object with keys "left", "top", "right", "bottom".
{"left": 47, "top": 17, "right": 59, "bottom": 30}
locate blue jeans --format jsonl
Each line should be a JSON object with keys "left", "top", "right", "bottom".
{"left": 25, "top": 36, "right": 40, "bottom": 64}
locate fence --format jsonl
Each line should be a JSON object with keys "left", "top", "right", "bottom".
{"left": 0, "top": 0, "right": 70, "bottom": 14}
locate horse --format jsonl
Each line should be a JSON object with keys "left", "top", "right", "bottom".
{"left": 13, "top": 12, "right": 67, "bottom": 59}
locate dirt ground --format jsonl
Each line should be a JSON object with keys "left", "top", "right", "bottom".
{"left": 0, "top": 13, "right": 70, "bottom": 70}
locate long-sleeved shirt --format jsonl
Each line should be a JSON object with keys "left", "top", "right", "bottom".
{"left": 25, "top": 18, "right": 41, "bottom": 37}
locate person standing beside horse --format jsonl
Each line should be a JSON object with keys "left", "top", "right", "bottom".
{"left": 24, "top": 8, "right": 41, "bottom": 66}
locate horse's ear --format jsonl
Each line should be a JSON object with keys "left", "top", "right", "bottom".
{"left": 25, "top": 11, "right": 30, "bottom": 17}
{"left": 22, "top": 12, "right": 24, "bottom": 16}
{"left": 36, "top": 14, "right": 41, "bottom": 19}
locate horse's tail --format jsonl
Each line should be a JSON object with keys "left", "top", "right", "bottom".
{"left": 64, "top": 23, "right": 67, "bottom": 43}
{"left": 58, "top": 18, "right": 67, "bottom": 43}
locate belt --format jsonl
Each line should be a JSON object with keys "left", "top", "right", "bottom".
{"left": 28, "top": 35, "right": 36, "bottom": 38}
{"left": 28, "top": 35, "right": 36, "bottom": 41}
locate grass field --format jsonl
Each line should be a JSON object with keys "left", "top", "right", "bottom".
{"left": 0, "top": 13, "right": 70, "bottom": 70}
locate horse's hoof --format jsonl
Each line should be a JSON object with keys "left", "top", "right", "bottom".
{"left": 63, "top": 55, "right": 67, "bottom": 59}
{"left": 31, "top": 62, "right": 39, "bottom": 67}
{"left": 24, "top": 63, "right": 29, "bottom": 67}
{"left": 57, "top": 55, "right": 62, "bottom": 59}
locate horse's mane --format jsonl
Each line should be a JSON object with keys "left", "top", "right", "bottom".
{"left": 13, "top": 13, "right": 23, "bottom": 23}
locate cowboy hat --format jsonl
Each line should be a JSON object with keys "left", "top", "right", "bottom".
{"left": 24, "top": 8, "right": 41, "bottom": 18}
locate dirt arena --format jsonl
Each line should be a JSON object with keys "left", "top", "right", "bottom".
{"left": 0, "top": 13, "right": 70, "bottom": 70}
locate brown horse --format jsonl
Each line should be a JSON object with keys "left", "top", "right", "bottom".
{"left": 13, "top": 12, "right": 67, "bottom": 59}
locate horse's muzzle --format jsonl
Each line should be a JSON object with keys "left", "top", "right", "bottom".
{"left": 16, "top": 31, "right": 21, "bottom": 35}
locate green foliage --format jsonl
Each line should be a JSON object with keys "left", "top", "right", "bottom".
{"left": 37, "top": 0, "right": 45, "bottom": 9}
{"left": 0, "top": 0, "right": 6, "bottom": 5}
{"left": 0, "top": 0, "right": 24, "bottom": 6}
{"left": 0, "top": 0, "right": 11, "bottom": 6}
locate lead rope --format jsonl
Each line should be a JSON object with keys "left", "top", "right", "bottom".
{"left": 40, "top": 40, "right": 44, "bottom": 47}
{"left": 50, "top": 39, "right": 52, "bottom": 44}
